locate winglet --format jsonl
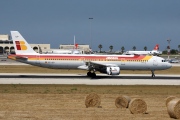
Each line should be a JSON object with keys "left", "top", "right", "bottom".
{"left": 11, "top": 31, "right": 38, "bottom": 55}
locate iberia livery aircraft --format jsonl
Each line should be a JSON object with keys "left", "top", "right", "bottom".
{"left": 8, "top": 31, "right": 172, "bottom": 77}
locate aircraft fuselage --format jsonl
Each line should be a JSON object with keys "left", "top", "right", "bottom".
{"left": 8, "top": 54, "right": 171, "bottom": 71}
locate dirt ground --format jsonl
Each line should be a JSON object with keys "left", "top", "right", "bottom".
{"left": 0, "top": 85, "right": 179, "bottom": 120}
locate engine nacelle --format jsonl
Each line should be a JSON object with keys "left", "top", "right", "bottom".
{"left": 106, "top": 67, "right": 120, "bottom": 75}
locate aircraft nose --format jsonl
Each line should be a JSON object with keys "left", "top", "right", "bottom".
{"left": 167, "top": 63, "right": 172, "bottom": 69}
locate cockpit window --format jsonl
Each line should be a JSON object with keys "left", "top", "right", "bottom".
{"left": 162, "top": 60, "right": 166, "bottom": 62}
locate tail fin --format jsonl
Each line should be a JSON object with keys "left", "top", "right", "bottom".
{"left": 11, "top": 31, "right": 38, "bottom": 55}
{"left": 73, "top": 36, "right": 79, "bottom": 49}
{"left": 153, "top": 44, "right": 159, "bottom": 50}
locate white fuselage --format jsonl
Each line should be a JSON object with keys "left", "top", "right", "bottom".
{"left": 123, "top": 50, "right": 162, "bottom": 55}
{"left": 9, "top": 54, "right": 171, "bottom": 71}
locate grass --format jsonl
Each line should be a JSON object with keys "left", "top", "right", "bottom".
{"left": 0, "top": 84, "right": 180, "bottom": 95}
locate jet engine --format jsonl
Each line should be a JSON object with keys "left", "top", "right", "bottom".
{"left": 106, "top": 67, "right": 120, "bottom": 75}
{"left": 99, "top": 66, "right": 120, "bottom": 75}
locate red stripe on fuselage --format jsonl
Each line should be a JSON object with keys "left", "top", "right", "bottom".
{"left": 10, "top": 54, "right": 146, "bottom": 60}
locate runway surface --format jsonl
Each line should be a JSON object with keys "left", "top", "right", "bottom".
{"left": 0, "top": 73, "right": 180, "bottom": 85}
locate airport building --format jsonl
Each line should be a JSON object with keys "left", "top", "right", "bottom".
{"left": 60, "top": 44, "right": 90, "bottom": 54}
{"left": 0, "top": 34, "right": 50, "bottom": 54}
{"left": 0, "top": 34, "right": 90, "bottom": 54}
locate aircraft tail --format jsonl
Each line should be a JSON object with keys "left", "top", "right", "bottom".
{"left": 153, "top": 44, "right": 159, "bottom": 50}
{"left": 11, "top": 31, "right": 38, "bottom": 55}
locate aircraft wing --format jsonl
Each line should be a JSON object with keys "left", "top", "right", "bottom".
{"left": 88, "top": 61, "right": 118, "bottom": 67}
{"left": 84, "top": 61, "right": 118, "bottom": 71}
{"left": 78, "top": 61, "right": 118, "bottom": 70}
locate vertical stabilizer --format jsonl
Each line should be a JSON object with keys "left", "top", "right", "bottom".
{"left": 11, "top": 31, "right": 38, "bottom": 55}
{"left": 74, "top": 35, "right": 78, "bottom": 49}
{"left": 74, "top": 35, "right": 75, "bottom": 49}
{"left": 153, "top": 44, "right": 159, "bottom": 51}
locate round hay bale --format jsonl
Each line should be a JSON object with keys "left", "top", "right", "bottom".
{"left": 167, "top": 98, "right": 180, "bottom": 119}
{"left": 115, "top": 95, "right": 131, "bottom": 108}
{"left": 129, "top": 98, "right": 147, "bottom": 114}
{"left": 85, "top": 93, "right": 101, "bottom": 108}
{"left": 165, "top": 96, "right": 177, "bottom": 107}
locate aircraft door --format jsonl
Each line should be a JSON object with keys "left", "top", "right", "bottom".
{"left": 36, "top": 55, "right": 41, "bottom": 66}
{"left": 121, "top": 58, "right": 125, "bottom": 65}
{"left": 153, "top": 57, "right": 158, "bottom": 66}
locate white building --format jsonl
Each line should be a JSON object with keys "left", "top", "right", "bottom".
{"left": 60, "top": 44, "right": 90, "bottom": 54}
{"left": 0, "top": 34, "right": 90, "bottom": 54}
{"left": 0, "top": 34, "right": 50, "bottom": 54}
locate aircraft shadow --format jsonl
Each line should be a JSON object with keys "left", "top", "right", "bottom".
{"left": 0, "top": 75, "right": 179, "bottom": 80}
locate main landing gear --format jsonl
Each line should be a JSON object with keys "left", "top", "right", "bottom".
{"left": 151, "top": 70, "right": 155, "bottom": 77}
{"left": 87, "top": 71, "right": 96, "bottom": 78}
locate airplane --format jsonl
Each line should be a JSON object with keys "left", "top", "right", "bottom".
{"left": 45, "top": 36, "right": 81, "bottom": 54}
{"left": 45, "top": 49, "right": 81, "bottom": 54}
{"left": 8, "top": 31, "right": 172, "bottom": 77}
{"left": 123, "top": 44, "right": 162, "bottom": 56}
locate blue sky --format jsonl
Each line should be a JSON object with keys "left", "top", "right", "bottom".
{"left": 0, "top": 0, "right": 180, "bottom": 51}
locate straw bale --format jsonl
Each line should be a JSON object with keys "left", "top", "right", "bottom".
{"left": 85, "top": 93, "right": 101, "bottom": 108}
{"left": 165, "top": 96, "right": 177, "bottom": 107}
{"left": 115, "top": 95, "right": 131, "bottom": 108}
{"left": 129, "top": 98, "right": 147, "bottom": 114}
{"left": 167, "top": 98, "right": 180, "bottom": 119}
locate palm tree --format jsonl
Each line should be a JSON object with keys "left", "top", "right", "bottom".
{"left": 98, "top": 44, "right": 102, "bottom": 53}
{"left": 144, "top": 46, "right": 147, "bottom": 51}
{"left": 178, "top": 45, "right": 180, "bottom": 52}
{"left": 132, "top": 46, "right": 136, "bottom": 51}
{"left": 121, "top": 46, "right": 125, "bottom": 53}
{"left": 109, "top": 45, "right": 113, "bottom": 52}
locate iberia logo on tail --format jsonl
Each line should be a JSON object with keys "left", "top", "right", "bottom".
{"left": 15, "top": 41, "right": 27, "bottom": 50}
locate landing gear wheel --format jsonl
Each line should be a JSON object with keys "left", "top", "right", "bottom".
{"left": 87, "top": 72, "right": 91, "bottom": 77}
{"left": 87, "top": 72, "right": 96, "bottom": 78}
{"left": 91, "top": 73, "right": 96, "bottom": 78}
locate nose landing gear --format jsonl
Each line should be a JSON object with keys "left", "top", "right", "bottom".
{"left": 151, "top": 70, "right": 155, "bottom": 77}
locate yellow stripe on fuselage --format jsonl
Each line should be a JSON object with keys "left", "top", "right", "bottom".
{"left": 27, "top": 55, "right": 153, "bottom": 61}
{"left": 142, "top": 56, "right": 152, "bottom": 60}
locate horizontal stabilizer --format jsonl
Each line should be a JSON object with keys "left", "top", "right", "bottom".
{"left": 15, "top": 56, "right": 28, "bottom": 61}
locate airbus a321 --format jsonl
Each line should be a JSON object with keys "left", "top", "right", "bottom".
{"left": 8, "top": 31, "right": 172, "bottom": 77}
